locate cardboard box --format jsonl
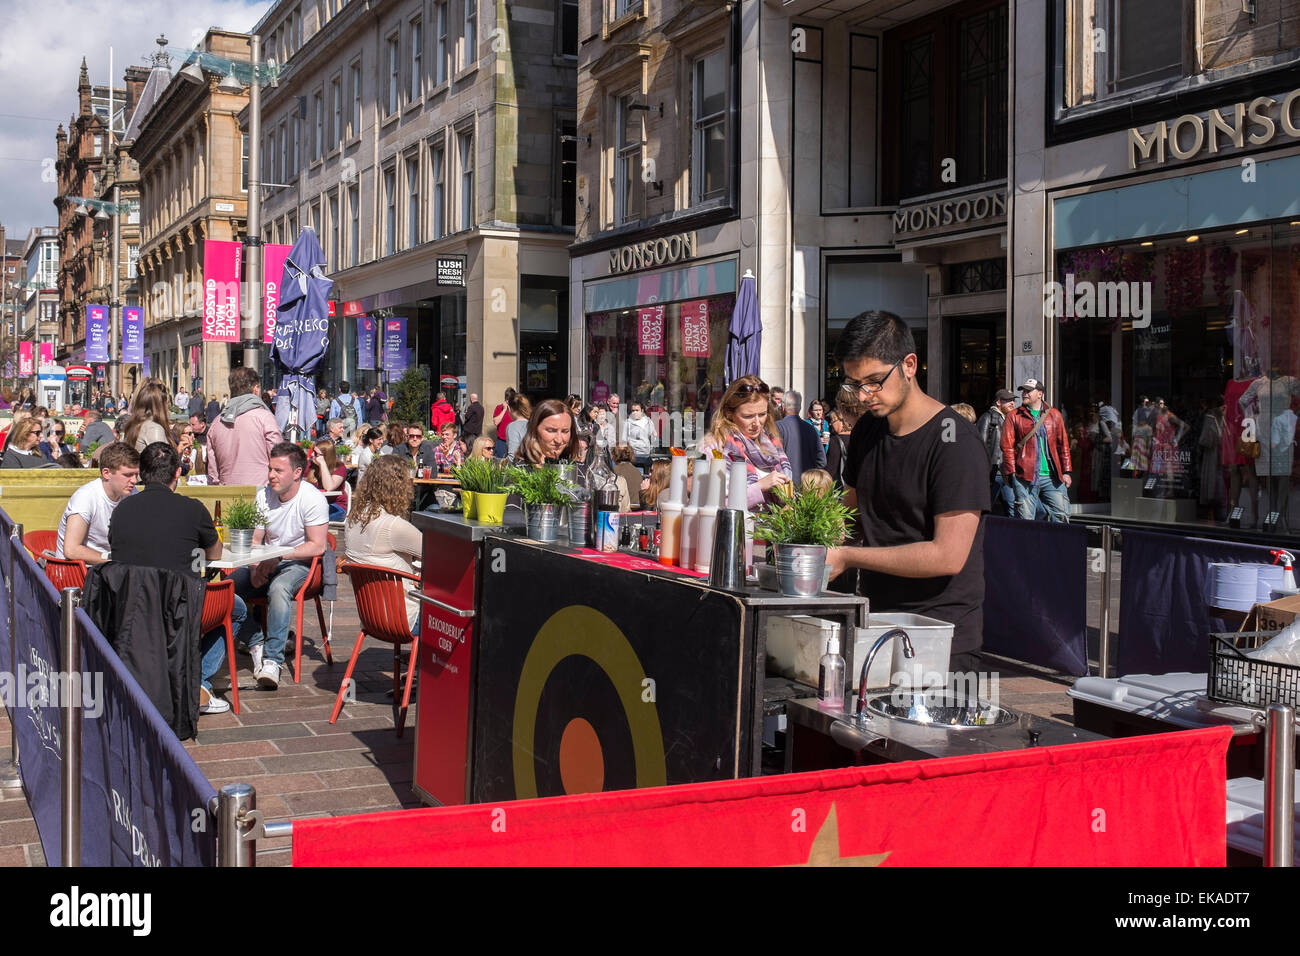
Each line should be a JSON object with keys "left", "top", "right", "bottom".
{"left": 1241, "top": 594, "right": 1300, "bottom": 633}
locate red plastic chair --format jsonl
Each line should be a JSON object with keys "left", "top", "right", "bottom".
{"left": 43, "top": 557, "right": 87, "bottom": 591}
{"left": 23, "top": 530, "right": 58, "bottom": 561}
{"left": 332, "top": 563, "right": 420, "bottom": 736}
{"left": 201, "top": 579, "right": 240, "bottom": 715}
{"left": 247, "top": 532, "right": 336, "bottom": 682}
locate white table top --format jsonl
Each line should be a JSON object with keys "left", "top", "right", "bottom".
{"left": 207, "top": 544, "right": 297, "bottom": 570}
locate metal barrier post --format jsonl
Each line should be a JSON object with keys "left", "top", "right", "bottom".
{"left": 0, "top": 522, "right": 23, "bottom": 790}
{"left": 59, "top": 586, "right": 82, "bottom": 867}
{"left": 218, "top": 783, "right": 256, "bottom": 867}
{"left": 1264, "top": 703, "right": 1295, "bottom": 867}
{"left": 1097, "top": 525, "right": 1113, "bottom": 678}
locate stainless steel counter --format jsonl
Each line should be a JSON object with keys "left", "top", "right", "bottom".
{"left": 411, "top": 506, "right": 525, "bottom": 542}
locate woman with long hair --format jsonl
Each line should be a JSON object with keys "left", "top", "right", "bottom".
{"left": 504, "top": 394, "right": 533, "bottom": 459}
{"left": 172, "top": 420, "right": 205, "bottom": 476}
{"left": 0, "top": 418, "right": 46, "bottom": 468}
{"left": 355, "top": 426, "right": 385, "bottom": 478}
{"left": 492, "top": 386, "right": 518, "bottom": 458}
{"left": 381, "top": 421, "right": 405, "bottom": 455}
{"left": 805, "top": 400, "right": 831, "bottom": 451}
{"left": 307, "top": 438, "right": 349, "bottom": 520}
{"left": 344, "top": 454, "right": 422, "bottom": 632}
{"left": 123, "top": 379, "right": 174, "bottom": 452}
{"left": 644, "top": 459, "right": 671, "bottom": 510}
{"left": 38, "top": 418, "right": 72, "bottom": 463}
{"left": 697, "top": 375, "right": 793, "bottom": 507}
{"left": 514, "top": 398, "right": 579, "bottom": 466}
{"left": 469, "top": 435, "right": 495, "bottom": 460}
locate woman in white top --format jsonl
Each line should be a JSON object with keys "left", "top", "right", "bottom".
{"left": 344, "top": 454, "right": 423, "bottom": 631}
{"left": 355, "top": 426, "right": 385, "bottom": 479}
{"left": 123, "top": 378, "right": 174, "bottom": 453}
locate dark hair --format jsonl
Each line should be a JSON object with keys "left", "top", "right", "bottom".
{"left": 612, "top": 444, "right": 634, "bottom": 463}
{"left": 229, "top": 366, "right": 261, "bottom": 397}
{"left": 509, "top": 394, "right": 532, "bottom": 419}
{"left": 99, "top": 442, "right": 140, "bottom": 474}
{"left": 361, "top": 426, "right": 384, "bottom": 445}
{"left": 833, "top": 310, "right": 916, "bottom": 366}
{"left": 268, "top": 440, "right": 308, "bottom": 473}
{"left": 139, "top": 441, "right": 181, "bottom": 485}
{"left": 339, "top": 381, "right": 350, "bottom": 392}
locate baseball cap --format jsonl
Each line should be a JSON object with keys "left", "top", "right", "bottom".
{"left": 1018, "top": 378, "right": 1045, "bottom": 392}
{"left": 995, "top": 388, "right": 1015, "bottom": 402}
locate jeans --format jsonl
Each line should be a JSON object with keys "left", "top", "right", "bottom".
{"left": 991, "top": 473, "right": 1016, "bottom": 517}
{"left": 1013, "top": 473, "right": 1071, "bottom": 522}
{"left": 328, "top": 503, "right": 346, "bottom": 522}
{"left": 494, "top": 437, "right": 507, "bottom": 458}
{"left": 201, "top": 594, "right": 248, "bottom": 691}
{"left": 231, "top": 561, "right": 312, "bottom": 665}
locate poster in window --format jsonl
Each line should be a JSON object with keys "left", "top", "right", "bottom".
{"left": 680, "top": 299, "right": 710, "bottom": 357}
{"left": 637, "top": 306, "right": 664, "bottom": 356}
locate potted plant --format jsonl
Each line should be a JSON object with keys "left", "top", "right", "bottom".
{"left": 453, "top": 458, "right": 512, "bottom": 523}
{"left": 224, "top": 497, "right": 269, "bottom": 554}
{"left": 752, "top": 483, "right": 856, "bottom": 597}
{"left": 507, "top": 465, "right": 575, "bottom": 543}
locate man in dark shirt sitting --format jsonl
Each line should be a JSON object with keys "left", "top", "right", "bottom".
{"left": 395, "top": 422, "right": 438, "bottom": 470}
{"left": 109, "top": 441, "right": 246, "bottom": 715}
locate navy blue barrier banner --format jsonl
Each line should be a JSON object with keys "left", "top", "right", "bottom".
{"left": 0, "top": 509, "right": 13, "bottom": 710}
{"left": 10, "top": 545, "right": 66, "bottom": 864}
{"left": 981, "top": 517, "right": 1089, "bottom": 676}
{"left": 1118, "top": 529, "right": 1273, "bottom": 676}
{"left": 77, "top": 609, "right": 217, "bottom": 866}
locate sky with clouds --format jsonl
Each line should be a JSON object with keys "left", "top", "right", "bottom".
{"left": 0, "top": 0, "right": 273, "bottom": 244}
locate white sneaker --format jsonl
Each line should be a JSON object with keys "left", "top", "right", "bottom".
{"left": 256, "top": 660, "right": 281, "bottom": 690}
{"left": 199, "top": 686, "right": 231, "bottom": 715}
{"left": 249, "top": 643, "right": 264, "bottom": 678}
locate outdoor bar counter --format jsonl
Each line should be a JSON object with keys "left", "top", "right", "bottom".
{"left": 409, "top": 509, "right": 866, "bottom": 806}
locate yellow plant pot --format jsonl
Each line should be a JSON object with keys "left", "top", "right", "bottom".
{"left": 475, "top": 492, "right": 508, "bottom": 525}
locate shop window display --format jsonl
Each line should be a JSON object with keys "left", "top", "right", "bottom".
{"left": 1056, "top": 223, "right": 1300, "bottom": 532}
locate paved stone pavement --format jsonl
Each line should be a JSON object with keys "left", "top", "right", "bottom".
{"left": 0, "top": 552, "right": 1119, "bottom": 867}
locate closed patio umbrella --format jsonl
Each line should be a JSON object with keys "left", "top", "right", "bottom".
{"left": 725, "top": 270, "right": 760, "bottom": 385}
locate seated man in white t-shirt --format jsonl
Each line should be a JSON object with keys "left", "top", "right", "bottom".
{"left": 56, "top": 443, "right": 141, "bottom": 564}
{"left": 231, "top": 441, "right": 329, "bottom": 689}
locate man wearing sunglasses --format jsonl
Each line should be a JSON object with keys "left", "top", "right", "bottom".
{"left": 826, "top": 310, "right": 990, "bottom": 669}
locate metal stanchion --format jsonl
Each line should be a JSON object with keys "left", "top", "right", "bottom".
{"left": 59, "top": 586, "right": 82, "bottom": 867}
{"left": 218, "top": 783, "right": 256, "bottom": 867}
{"left": 0, "top": 522, "right": 23, "bottom": 790}
{"left": 1264, "top": 703, "right": 1295, "bottom": 867}
{"left": 1097, "top": 525, "right": 1113, "bottom": 679}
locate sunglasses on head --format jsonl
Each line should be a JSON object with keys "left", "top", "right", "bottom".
{"left": 733, "top": 382, "right": 770, "bottom": 397}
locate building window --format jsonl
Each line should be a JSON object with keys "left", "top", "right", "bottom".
{"left": 279, "top": 120, "right": 289, "bottom": 182}
{"left": 435, "top": 2, "right": 448, "bottom": 84}
{"left": 432, "top": 143, "right": 446, "bottom": 238}
{"left": 329, "top": 191, "right": 340, "bottom": 268}
{"left": 330, "top": 76, "right": 342, "bottom": 149}
{"left": 956, "top": 6, "right": 1007, "bottom": 188}
{"left": 947, "top": 258, "right": 1006, "bottom": 294}
{"left": 848, "top": 34, "right": 878, "bottom": 207}
{"left": 616, "top": 0, "right": 642, "bottom": 18}
{"left": 384, "top": 166, "right": 397, "bottom": 255}
{"left": 405, "top": 152, "right": 420, "bottom": 248}
{"left": 289, "top": 113, "right": 299, "bottom": 175}
{"left": 616, "top": 94, "right": 643, "bottom": 224}
{"left": 556, "top": 119, "right": 576, "bottom": 227}
{"left": 386, "top": 33, "right": 400, "bottom": 115}
{"left": 411, "top": 16, "right": 424, "bottom": 102}
{"left": 693, "top": 49, "right": 728, "bottom": 203}
{"left": 558, "top": 0, "right": 577, "bottom": 57}
{"left": 311, "top": 199, "right": 322, "bottom": 238}
{"left": 93, "top": 135, "right": 103, "bottom": 157}
{"left": 241, "top": 134, "right": 249, "bottom": 191}
{"left": 463, "top": 0, "right": 477, "bottom": 71}
{"left": 349, "top": 60, "right": 362, "bottom": 138}
{"left": 458, "top": 128, "right": 475, "bottom": 231}
{"left": 267, "top": 129, "right": 277, "bottom": 184}
{"left": 313, "top": 91, "right": 324, "bottom": 161}
{"left": 348, "top": 182, "right": 360, "bottom": 266}
{"left": 898, "top": 34, "right": 933, "bottom": 199}
{"left": 1100, "top": 0, "right": 1185, "bottom": 96}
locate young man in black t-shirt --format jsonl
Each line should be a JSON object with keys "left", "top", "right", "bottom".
{"left": 826, "top": 311, "right": 990, "bottom": 667}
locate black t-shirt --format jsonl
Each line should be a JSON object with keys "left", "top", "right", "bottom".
{"left": 845, "top": 405, "right": 990, "bottom": 654}
{"left": 109, "top": 483, "right": 218, "bottom": 579}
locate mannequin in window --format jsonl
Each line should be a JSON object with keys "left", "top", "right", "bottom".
{"left": 1239, "top": 367, "right": 1300, "bottom": 530}
{"left": 1223, "top": 369, "right": 1261, "bottom": 527}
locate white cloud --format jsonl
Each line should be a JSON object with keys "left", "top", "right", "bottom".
{"left": 0, "top": 0, "right": 273, "bottom": 241}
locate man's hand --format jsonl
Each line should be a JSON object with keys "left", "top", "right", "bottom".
{"left": 826, "top": 545, "right": 851, "bottom": 581}
{"left": 250, "top": 557, "right": 279, "bottom": 589}
{"left": 1062, "top": 474, "right": 1072, "bottom": 488}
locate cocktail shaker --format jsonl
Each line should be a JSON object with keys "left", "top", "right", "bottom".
{"left": 708, "top": 509, "right": 746, "bottom": 591}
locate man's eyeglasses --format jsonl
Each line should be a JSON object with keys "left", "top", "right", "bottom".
{"left": 407, "top": 432, "right": 424, "bottom": 440}
{"left": 840, "top": 361, "right": 902, "bottom": 397}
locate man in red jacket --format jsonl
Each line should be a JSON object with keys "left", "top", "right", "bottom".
{"left": 1000, "top": 378, "right": 1072, "bottom": 522}
{"left": 429, "top": 391, "right": 456, "bottom": 432}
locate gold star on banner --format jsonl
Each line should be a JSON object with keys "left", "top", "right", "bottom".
{"left": 788, "top": 802, "right": 891, "bottom": 867}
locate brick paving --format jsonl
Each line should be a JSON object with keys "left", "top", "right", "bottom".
{"left": 0, "top": 553, "right": 1113, "bottom": 867}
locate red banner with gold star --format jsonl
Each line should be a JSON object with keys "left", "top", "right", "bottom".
{"left": 293, "top": 727, "right": 1229, "bottom": 866}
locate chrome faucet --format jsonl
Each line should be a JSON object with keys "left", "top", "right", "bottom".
{"left": 856, "top": 627, "right": 915, "bottom": 719}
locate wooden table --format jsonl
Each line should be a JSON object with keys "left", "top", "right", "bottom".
{"left": 413, "top": 476, "right": 460, "bottom": 511}
{"left": 206, "top": 544, "right": 296, "bottom": 571}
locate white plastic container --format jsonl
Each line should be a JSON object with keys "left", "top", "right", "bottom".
{"left": 766, "top": 615, "right": 843, "bottom": 689}
{"left": 853, "top": 613, "right": 955, "bottom": 690}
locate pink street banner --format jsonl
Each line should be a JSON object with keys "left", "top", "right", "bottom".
{"left": 85, "top": 305, "right": 110, "bottom": 363}
{"left": 680, "top": 299, "right": 710, "bottom": 358}
{"left": 39, "top": 342, "right": 52, "bottom": 366}
{"left": 262, "top": 243, "right": 292, "bottom": 344}
{"left": 121, "top": 306, "right": 144, "bottom": 364}
{"left": 202, "top": 240, "right": 242, "bottom": 342}
{"left": 637, "top": 306, "right": 665, "bottom": 356}
{"left": 18, "top": 342, "right": 32, "bottom": 377}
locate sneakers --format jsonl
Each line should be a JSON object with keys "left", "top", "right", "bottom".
{"left": 256, "top": 660, "right": 281, "bottom": 690}
{"left": 249, "top": 642, "right": 264, "bottom": 677}
{"left": 199, "top": 686, "right": 231, "bottom": 715}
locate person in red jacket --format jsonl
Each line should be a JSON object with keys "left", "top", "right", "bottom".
{"left": 1000, "top": 378, "right": 1072, "bottom": 522}
{"left": 429, "top": 391, "right": 456, "bottom": 432}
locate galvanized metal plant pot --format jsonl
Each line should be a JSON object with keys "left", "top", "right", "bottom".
{"left": 773, "top": 542, "right": 827, "bottom": 597}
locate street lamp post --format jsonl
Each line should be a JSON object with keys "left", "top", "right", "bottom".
{"left": 243, "top": 34, "right": 263, "bottom": 378}
{"left": 110, "top": 183, "right": 121, "bottom": 397}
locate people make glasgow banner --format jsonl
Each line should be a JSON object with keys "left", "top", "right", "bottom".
{"left": 202, "top": 240, "right": 242, "bottom": 343}
{"left": 262, "top": 243, "right": 293, "bottom": 345}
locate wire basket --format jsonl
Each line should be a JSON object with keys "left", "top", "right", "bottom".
{"left": 1208, "top": 631, "right": 1300, "bottom": 710}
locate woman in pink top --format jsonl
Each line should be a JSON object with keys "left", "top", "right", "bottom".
{"left": 492, "top": 386, "right": 517, "bottom": 458}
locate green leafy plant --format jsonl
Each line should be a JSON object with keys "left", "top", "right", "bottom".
{"left": 452, "top": 457, "right": 511, "bottom": 494}
{"left": 753, "top": 483, "right": 856, "bottom": 548}
{"left": 224, "top": 497, "right": 269, "bottom": 531}
{"left": 335, "top": 443, "right": 352, "bottom": 459}
{"left": 506, "top": 464, "right": 575, "bottom": 505}
{"left": 391, "top": 368, "right": 429, "bottom": 424}
{"left": 86, "top": 440, "right": 102, "bottom": 457}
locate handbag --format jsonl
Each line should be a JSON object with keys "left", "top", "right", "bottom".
{"left": 1237, "top": 436, "right": 1261, "bottom": 459}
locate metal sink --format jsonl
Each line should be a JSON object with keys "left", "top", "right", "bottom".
{"left": 862, "top": 691, "right": 1018, "bottom": 729}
